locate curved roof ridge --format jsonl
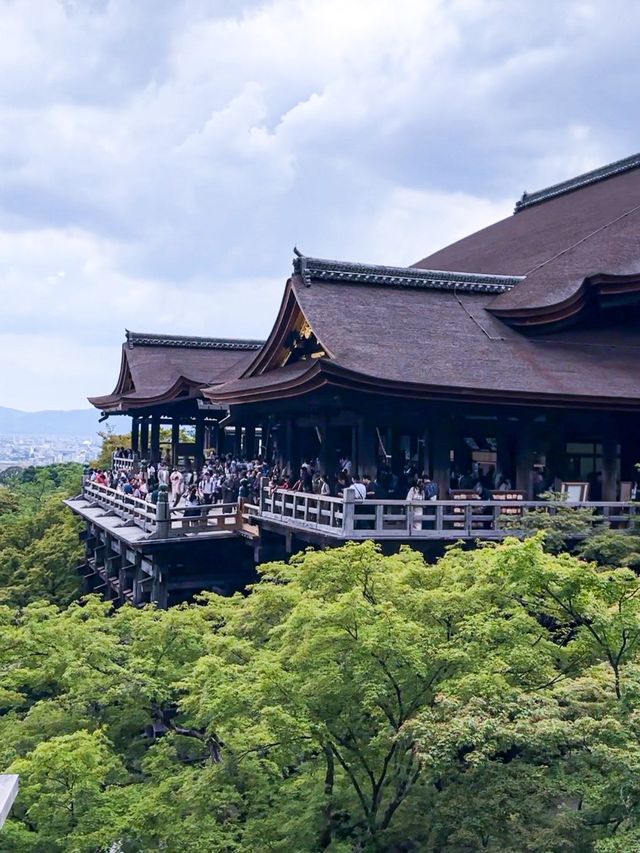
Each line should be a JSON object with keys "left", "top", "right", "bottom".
{"left": 125, "top": 330, "right": 264, "bottom": 350}
{"left": 293, "top": 253, "right": 523, "bottom": 294}
{"left": 515, "top": 152, "right": 640, "bottom": 212}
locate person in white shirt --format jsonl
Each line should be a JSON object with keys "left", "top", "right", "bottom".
{"left": 407, "top": 480, "right": 425, "bottom": 531}
{"left": 170, "top": 468, "right": 184, "bottom": 507}
{"left": 200, "top": 472, "right": 214, "bottom": 504}
{"left": 352, "top": 476, "right": 367, "bottom": 500}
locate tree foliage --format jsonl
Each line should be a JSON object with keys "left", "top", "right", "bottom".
{"left": 0, "top": 464, "right": 83, "bottom": 607}
{"left": 1, "top": 538, "right": 640, "bottom": 851}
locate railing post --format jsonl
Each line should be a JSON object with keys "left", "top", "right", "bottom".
{"left": 464, "top": 504, "right": 472, "bottom": 536}
{"left": 259, "top": 477, "right": 269, "bottom": 514}
{"left": 343, "top": 487, "right": 355, "bottom": 537}
{"left": 155, "top": 485, "right": 171, "bottom": 539}
{"left": 407, "top": 503, "right": 414, "bottom": 536}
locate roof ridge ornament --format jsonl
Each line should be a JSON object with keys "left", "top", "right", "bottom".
{"left": 126, "top": 331, "right": 264, "bottom": 351}
{"left": 293, "top": 247, "right": 311, "bottom": 286}
{"left": 514, "top": 152, "right": 640, "bottom": 213}
{"left": 292, "top": 255, "right": 523, "bottom": 294}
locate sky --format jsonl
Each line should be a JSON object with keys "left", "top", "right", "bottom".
{"left": 0, "top": 0, "right": 639, "bottom": 410}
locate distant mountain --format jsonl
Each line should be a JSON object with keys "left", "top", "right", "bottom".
{"left": 0, "top": 407, "right": 104, "bottom": 438}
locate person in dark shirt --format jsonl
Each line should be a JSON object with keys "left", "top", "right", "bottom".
{"left": 363, "top": 474, "right": 387, "bottom": 499}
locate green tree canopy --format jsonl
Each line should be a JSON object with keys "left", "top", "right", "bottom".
{"left": 1, "top": 537, "right": 640, "bottom": 851}
{"left": 0, "top": 463, "right": 83, "bottom": 607}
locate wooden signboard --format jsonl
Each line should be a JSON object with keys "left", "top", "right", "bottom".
{"left": 450, "top": 489, "right": 481, "bottom": 528}
{"left": 491, "top": 490, "right": 526, "bottom": 516}
{"left": 561, "top": 482, "right": 589, "bottom": 502}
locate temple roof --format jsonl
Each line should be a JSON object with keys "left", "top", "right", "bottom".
{"left": 206, "top": 272, "right": 640, "bottom": 410}
{"left": 414, "top": 152, "right": 640, "bottom": 318}
{"left": 207, "top": 151, "right": 640, "bottom": 411}
{"left": 91, "top": 153, "right": 640, "bottom": 414}
{"left": 89, "top": 331, "right": 264, "bottom": 413}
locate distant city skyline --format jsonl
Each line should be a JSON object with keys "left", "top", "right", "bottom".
{"left": 1, "top": 0, "right": 640, "bottom": 410}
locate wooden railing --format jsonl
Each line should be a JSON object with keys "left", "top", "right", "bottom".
{"left": 260, "top": 487, "right": 345, "bottom": 531}
{"left": 81, "top": 480, "right": 638, "bottom": 542}
{"left": 260, "top": 487, "right": 638, "bottom": 540}
{"left": 82, "top": 480, "right": 258, "bottom": 539}
{"left": 83, "top": 480, "right": 157, "bottom": 532}
{"left": 111, "top": 454, "right": 138, "bottom": 473}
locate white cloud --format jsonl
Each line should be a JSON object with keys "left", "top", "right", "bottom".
{"left": 0, "top": 0, "right": 640, "bottom": 408}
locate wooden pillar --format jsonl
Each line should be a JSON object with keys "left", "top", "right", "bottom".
{"left": 245, "top": 425, "right": 256, "bottom": 460}
{"left": 233, "top": 426, "right": 242, "bottom": 459}
{"left": 545, "top": 417, "right": 566, "bottom": 491}
{"left": 151, "top": 558, "right": 168, "bottom": 609}
{"left": 131, "top": 417, "right": 140, "bottom": 454}
{"left": 431, "top": 421, "right": 451, "bottom": 500}
{"left": 515, "top": 420, "right": 534, "bottom": 499}
{"left": 318, "top": 415, "right": 331, "bottom": 476}
{"left": 221, "top": 425, "right": 229, "bottom": 456}
{"left": 284, "top": 418, "right": 293, "bottom": 473}
{"left": 171, "top": 420, "right": 180, "bottom": 467}
{"left": 495, "top": 421, "right": 514, "bottom": 487}
{"left": 390, "top": 427, "right": 403, "bottom": 475}
{"left": 418, "top": 427, "right": 429, "bottom": 476}
{"left": 620, "top": 424, "right": 638, "bottom": 484}
{"left": 150, "top": 416, "right": 161, "bottom": 464}
{"left": 140, "top": 416, "right": 149, "bottom": 460}
{"left": 211, "top": 422, "right": 220, "bottom": 456}
{"left": 195, "top": 417, "right": 205, "bottom": 469}
{"left": 602, "top": 435, "right": 618, "bottom": 502}
{"left": 357, "top": 417, "right": 377, "bottom": 478}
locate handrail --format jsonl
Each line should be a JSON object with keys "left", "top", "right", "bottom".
{"left": 259, "top": 486, "right": 637, "bottom": 538}
{"left": 111, "top": 453, "right": 139, "bottom": 473}
{"left": 81, "top": 479, "right": 258, "bottom": 537}
{"left": 79, "top": 479, "right": 638, "bottom": 542}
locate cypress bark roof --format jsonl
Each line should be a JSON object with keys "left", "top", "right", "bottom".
{"left": 206, "top": 154, "right": 640, "bottom": 411}
{"left": 414, "top": 153, "right": 640, "bottom": 317}
{"left": 89, "top": 332, "right": 264, "bottom": 413}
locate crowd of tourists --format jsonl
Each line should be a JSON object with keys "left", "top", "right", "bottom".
{"left": 88, "top": 448, "right": 559, "bottom": 512}
{"left": 89, "top": 453, "right": 272, "bottom": 510}
{"left": 87, "top": 450, "right": 449, "bottom": 514}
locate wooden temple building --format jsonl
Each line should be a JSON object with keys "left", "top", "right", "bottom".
{"left": 88, "top": 330, "right": 265, "bottom": 467}
{"left": 204, "top": 153, "right": 640, "bottom": 500}
{"left": 67, "top": 152, "right": 640, "bottom": 605}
